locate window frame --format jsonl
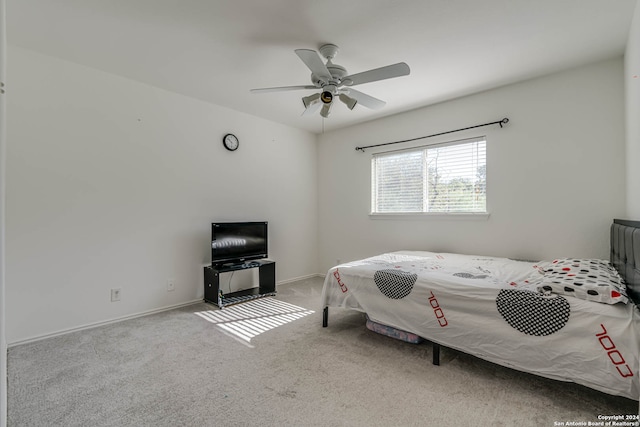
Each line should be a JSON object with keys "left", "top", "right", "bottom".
{"left": 369, "top": 136, "right": 490, "bottom": 219}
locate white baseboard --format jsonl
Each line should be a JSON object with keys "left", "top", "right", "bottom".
{"left": 8, "top": 299, "right": 203, "bottom": 348}
{"left": 8, "top": 275, "right": 324, "bottom": 348}
{"left": 277, "top": 273, "right": 324, "bottom": 285}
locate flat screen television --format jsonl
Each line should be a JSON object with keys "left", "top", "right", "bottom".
{"left": 211, "top": 221, "right": 268, "bottom": 266}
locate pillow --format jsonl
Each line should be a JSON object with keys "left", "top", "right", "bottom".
{"left": 537, "top": 258, "right": 628, "bottom": 304}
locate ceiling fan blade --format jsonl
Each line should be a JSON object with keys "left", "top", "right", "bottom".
{"left": 342, "top": 88, "right": 386, "bottom": 110}
{"left": 343, "top": 62, "right": 410, "bottom": 87}
{"left": 295, "top": 49, "right": 331, "bottom": 82}
{"left": 250, "top": 85, "right": 317, "bottom": 94}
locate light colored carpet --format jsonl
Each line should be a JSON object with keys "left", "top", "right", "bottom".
{"left": 7, "top": 276, "right": 637, "bottom": 426}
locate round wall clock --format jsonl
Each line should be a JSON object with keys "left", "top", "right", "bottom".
{"left": 222, "top": 133, "right": 239, "bottom": 151}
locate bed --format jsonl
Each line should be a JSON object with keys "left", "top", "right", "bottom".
{"left": 321, "top": 219, "right": 640, "bottom": 400}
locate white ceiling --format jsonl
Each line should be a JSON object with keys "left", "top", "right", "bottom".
{"left": 7, "top": 0, "right": 638, "bottom": 134}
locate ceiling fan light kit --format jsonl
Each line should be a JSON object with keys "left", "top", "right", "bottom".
{"left": 339, "top": 94, "right": 357, "bottom": 110}
{"left": 320, "top": 103, "right": 332, "bottom": 118}
{"left": 302, "top": 93, "right": 321, "bottom": 109}
{"left": 320, "top": 90, "right": 333, "bottom": 104}
{"left": 250, "top": 43, "right": 410, "bottom": 118}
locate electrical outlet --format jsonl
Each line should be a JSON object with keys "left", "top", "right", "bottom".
{"left": 111, "top": 288, "right": 121, "bottom": 302}
{"left": 167, "top": 279, "right": 175, "bottom": 292}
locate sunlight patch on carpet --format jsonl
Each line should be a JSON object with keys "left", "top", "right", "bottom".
{"left": 195, "top": 298, "right": 314, "bottom": 343}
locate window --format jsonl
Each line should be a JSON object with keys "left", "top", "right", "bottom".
{"left": 371, "top": 137, "right": 486, "bottom": 214}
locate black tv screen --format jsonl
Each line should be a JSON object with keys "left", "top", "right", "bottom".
{"left": 211, "top": 222, "right": 268, "bottom": 265}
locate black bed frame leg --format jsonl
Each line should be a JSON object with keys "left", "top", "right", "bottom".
{"left": 322, "top": 307, "right": 328, "bottom": 327}
{"left": 432, "top": 342, "right": 440, "bottom": 366}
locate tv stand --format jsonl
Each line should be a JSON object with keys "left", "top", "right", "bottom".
{"left": 203, "top": 260, "right": 276, "bottom": 308}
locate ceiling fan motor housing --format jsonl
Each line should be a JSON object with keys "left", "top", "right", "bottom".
{"left": 327, "top": 63, "right": 347, "bottom": 80}
{"left": 311, "top": 62, "right": 347, "bottom": 87}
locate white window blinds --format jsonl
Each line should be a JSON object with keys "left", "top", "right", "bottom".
{"left": 371, "top": 137, "right": 486, "bottom": 214}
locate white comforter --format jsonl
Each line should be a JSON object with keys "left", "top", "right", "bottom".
{"left": 321, "top": 251, "right": 640, "bottom": 399}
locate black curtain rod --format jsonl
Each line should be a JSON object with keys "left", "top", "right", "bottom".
{"left": 355, "top": 117, "right": 509, "bottom": 152}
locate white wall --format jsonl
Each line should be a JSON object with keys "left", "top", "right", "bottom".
{"left": 6, "top": 46, "right": 318, "bottom": 344}
{"left": 626, "top": 0, "right": 640, "bottom": 218}
{"left": 317, "top": 58, "right": 626, "bottom": 273}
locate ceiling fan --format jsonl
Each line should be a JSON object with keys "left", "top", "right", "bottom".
{"left": 250, "top": 44, "right": 410, "bottom": 118}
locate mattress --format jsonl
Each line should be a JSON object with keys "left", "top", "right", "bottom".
{"left": 321, "top": 251, "right": 640, "bottom": 399}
